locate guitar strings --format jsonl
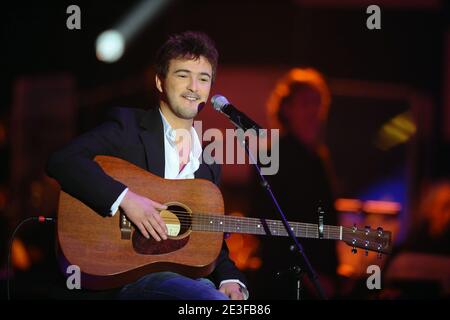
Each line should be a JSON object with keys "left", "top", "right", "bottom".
{"left": 157, "top": 211, "right": 340, "bottom": 229}
{"left": 156, "top": 209, "right": 373, "bottom": 236}
{"left": 157, "top": 209, "right": 342, "bottom": 231}
{"left": 158, "top": 209, "right": 341, "bottom": 230}
{"left": 133, "top": 211, "right": 343, "bottom": 239}
{"left": 128, "top": 210, "right": 385, "bottom": 248}
{"left": 137, "top": 214, "right": 379, "bottom": 247}
{"left": 157, "top": 221, "right": 341, "bottom": 239}
{"left": 125, "top": 208, "right": 386, "bottom": 242}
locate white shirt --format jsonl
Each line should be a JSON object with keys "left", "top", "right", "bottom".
{"left": 109, "top": 109, "right": 248, "bottom": 299}
{"left": 159, "top": 109, "right": 202, "bottom": 179}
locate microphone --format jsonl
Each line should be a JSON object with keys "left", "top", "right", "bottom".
{"left": 211, "top": 95, "right": 264, "bottom": 135}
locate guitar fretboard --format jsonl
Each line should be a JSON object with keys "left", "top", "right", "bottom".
{"left": 191, "top": 214, "right": 342, "bottom": 240}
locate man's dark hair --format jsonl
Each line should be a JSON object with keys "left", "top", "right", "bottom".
{"left": 155, "top": 31, "right": 219, "bottom": 82}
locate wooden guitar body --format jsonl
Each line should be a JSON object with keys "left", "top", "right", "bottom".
{"left": 57, "top": 156, "right": 224, "bottom": 290}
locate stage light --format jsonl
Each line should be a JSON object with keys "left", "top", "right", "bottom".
{"left": 95, "top": 30, "right": 125, "bottom": 63}
{"left": 95, "top": 0, "right": 173, "bottom": 63}
{"left": 335, "top": 198, "right": 401, "bottom": 215}
{"left": 376, "top": 111, "right": 416, "bottom": 151}
{"left": 363, "top": 200, "right": 401, "bottom": 215}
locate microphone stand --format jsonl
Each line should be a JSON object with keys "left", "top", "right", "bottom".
{"left": 235, "top": 129, "right": 327, "bottom": 300}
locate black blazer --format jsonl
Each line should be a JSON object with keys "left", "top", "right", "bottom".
{"left": 46, "top": 107, "right": 247, "bottom": 287}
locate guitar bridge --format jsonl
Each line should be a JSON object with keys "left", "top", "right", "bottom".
{"left": 120, "top": 210, "right": 132, "bottom": 240}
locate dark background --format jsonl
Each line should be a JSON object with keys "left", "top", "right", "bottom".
{"left": 1, "top": 0, "right": 449, "bottom": 300}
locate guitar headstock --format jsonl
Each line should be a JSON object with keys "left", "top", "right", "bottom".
{"left": 342, "top": 225, "right": 392, "bottom": 256}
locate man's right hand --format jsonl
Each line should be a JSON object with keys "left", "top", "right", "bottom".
{"left": 120, "top": 190, "right": 168, "bottom": 241}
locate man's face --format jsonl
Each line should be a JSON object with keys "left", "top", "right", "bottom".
{"left": 156, "top": 56, "right": 213, "bottom": 120}
{"left": 283, "top": 85, "right": 322, "bottom": 146}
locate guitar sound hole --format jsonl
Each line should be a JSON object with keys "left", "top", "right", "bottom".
{"left": 166, "top": 204, "right": 191, "bottom": 236}
{"left": 132, "top": 203, "right": 192, "bottom": 255}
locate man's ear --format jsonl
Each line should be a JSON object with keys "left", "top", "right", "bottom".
{"left": 155, "top": 74, "right": 164, "bottom": 93}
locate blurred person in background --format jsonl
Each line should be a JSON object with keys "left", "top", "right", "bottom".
{"left": 250, "top": 68, "right": 339, "bottom": 299}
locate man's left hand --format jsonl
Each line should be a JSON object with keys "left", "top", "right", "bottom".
{"left": 219, "top": 282, "right": 244, "bottom": 300}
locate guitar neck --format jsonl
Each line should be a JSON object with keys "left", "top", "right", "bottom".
{"left": 191, "top": 214, "right": 342, "bottom": 240}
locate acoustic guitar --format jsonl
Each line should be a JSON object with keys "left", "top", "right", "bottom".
{"left": 57, "top": 156, "right": 392, "bottom": 289}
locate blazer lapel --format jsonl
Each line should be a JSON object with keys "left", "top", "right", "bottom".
{"left": 139, "top": 108, "right": 165, "bottom": 178}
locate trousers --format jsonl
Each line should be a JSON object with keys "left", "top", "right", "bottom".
{"left": 117, "top": 272, "right": 230, "bottom": 300}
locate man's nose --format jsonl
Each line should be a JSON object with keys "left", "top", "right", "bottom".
{"left": 187, "top": 77, "right": 199, "bottom": 92}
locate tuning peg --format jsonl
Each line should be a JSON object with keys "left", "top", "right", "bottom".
{"left": 351, "top": 247, "right": 357, "bottom": 254}
{"left": 365, "top": 225, "right": 371, "bottom": 235}
{"left": 377, "top": 227, "right": 383, "bottom": 237}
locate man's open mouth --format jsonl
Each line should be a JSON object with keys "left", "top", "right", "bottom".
{"left": 182, "top": 94, "right": 200, "bottom": 102}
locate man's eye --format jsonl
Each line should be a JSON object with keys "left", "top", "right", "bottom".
{"left": 178, "top": 74, "right": 187, "bottom": 78}
{"left": 200, "top": 78, "right": 210, "bottom": 82}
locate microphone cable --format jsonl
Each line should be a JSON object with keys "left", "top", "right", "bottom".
{"left": 7, "top": 216, "right": 56, "bottom": 300}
